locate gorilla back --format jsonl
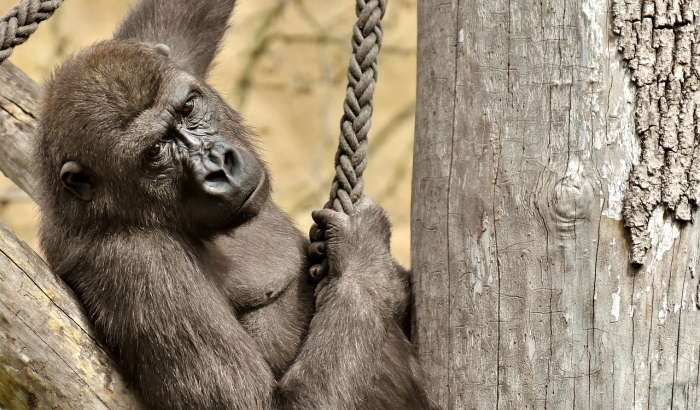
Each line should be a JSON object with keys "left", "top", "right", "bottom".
{"left": 33, "top": 0, "right": 436, "bottom": 409}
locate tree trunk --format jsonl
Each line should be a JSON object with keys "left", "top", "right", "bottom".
{"left": 412, "top": 0, "right": 700, "bottom": 409}
{"left": 0, "top": 61, "right": 145, "bottom": 409}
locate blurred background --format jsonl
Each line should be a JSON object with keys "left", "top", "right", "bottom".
{"left": 0, "top": 0, "right": 417, "bottom": 265}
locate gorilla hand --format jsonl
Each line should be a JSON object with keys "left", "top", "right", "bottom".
{"left": 307, "top": 196, "right": 396, "bottom": 306}
{"left": 307, "top": 221, "right": 328, "bottom": 282}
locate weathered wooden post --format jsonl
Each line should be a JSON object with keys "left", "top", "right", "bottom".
{"left": 412, "top": 0, "right": 700, "bottom": 408}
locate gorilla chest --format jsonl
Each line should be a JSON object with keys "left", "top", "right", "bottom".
{"left": 201, "top": 233, "right": 303, "bottom": 312}
{"left": 237, "top": 277, "right": 315, "bottom": 378}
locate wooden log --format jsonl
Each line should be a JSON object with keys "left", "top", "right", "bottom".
{"left": 412, "top": 0, "right": 700, "bottom": 408}
{"left": 0, "top": 61, "right": 145, "bottom": 408}
{"left": 0, "top": 61, "right": 38, "bottom": 198}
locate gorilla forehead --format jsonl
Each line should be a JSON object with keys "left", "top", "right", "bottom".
{"left": 44, "top": 41, "right": 170, "bottom": 139}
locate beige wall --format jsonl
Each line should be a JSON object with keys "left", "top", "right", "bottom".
{"left": 0, "top": 0, "right": 416, "bottom": 265}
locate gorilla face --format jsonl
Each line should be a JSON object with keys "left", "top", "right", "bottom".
{"left": 38, "top": 41, "right": 270, "bottom": 235}
{"left": 135, "top": 76, "right": 270, "bottom": 233}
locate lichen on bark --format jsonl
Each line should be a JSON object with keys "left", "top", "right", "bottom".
{"left": 613, "top": 0, "right": 700, "bottom": 264}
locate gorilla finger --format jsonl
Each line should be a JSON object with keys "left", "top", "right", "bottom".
{"left": 308, "top": 223, "right": 319, "bottom": 239}
{"left": 307, "top": 242, "right": 326, "bottom": 260}
{"left": 309, "top": 224, "right": 324, "bottom": 241}
{"left": 311, "top": 209, "right": 345, "bottom": 227}
{"left": 317, "top": 259, "right": 329, "bottom": 278}
{"left": 308, "top": 263, "right": 327, "bottom": 281}
{"left": 310, "top": 259, "right": 329, "bottom": 280}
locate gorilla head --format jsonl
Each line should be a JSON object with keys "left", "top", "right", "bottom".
{"left": 35, "top": 41, "right": 269, "bottom": 238}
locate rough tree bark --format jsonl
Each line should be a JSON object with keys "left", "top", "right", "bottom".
{"left": 0, "top": 61, "right": 144, "bottom": 409}
{"left": 412, "top": 0, "right": 700, "bottom": 409}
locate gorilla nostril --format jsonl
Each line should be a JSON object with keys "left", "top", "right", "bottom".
{"left": 205, "top": 170, "right": 228, "bottom": 184}
{"left": 224, "top": 150, "right": 235, "bottom": 169}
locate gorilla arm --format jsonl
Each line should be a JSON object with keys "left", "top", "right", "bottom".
{"left": 278, "top": 200, "right": 434, "bottom": 409}
{"left": 62, "top": 229, "right": 276, "bottom": 410}
{"left": 66, "top": 223, "right": 426, "bottom": 410}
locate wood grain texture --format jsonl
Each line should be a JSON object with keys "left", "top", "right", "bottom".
{"left": 411, "top": 0, "right": 458, "bottom": 406}
{"left": 0, "top": 218, "right": 145, "bottom": 409}
{"left": 0, "top": 61, "right": 144, "bottom": 408}
{"left": 413, "top": 0, "right": 700, "bottom": 408}
{"left": 0, "top": 61, "right": 39, "bottom": 198}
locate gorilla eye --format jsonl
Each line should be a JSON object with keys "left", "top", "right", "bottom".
{"left": 147, "top": 141, "right": 166, "bottom": 159}
{"left": 181, "top": 98, "right": 194, "bottom": 117}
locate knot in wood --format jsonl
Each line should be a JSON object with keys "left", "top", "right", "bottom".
{"left": 549, "top": 175, "right": 594, "bottom": 237}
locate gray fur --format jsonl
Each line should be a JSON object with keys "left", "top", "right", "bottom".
{"left": 32, "top": 1, "right": 437, "bottom": 409}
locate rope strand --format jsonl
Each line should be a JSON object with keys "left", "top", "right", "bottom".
{"left": 0, "top": 0, "right": 63, "bottom": 64}
{"left": 327, "top": 0, "right": 387, "bottom": 214}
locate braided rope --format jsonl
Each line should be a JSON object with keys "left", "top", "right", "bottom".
{"left": 0, "top": 0, "right": 63, "bottom": 64}
{"left": 327, "top": 0, "right": 387, "bottom": 214}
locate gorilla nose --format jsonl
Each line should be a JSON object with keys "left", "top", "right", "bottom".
{"left": 203, "top": 142, "right": 236, "bottom": 186}
{"left": 187, "top": 140, "right": 270, "bottom": 228}
{"left": 192, "top": 141, "right": 263, "bottom": 202}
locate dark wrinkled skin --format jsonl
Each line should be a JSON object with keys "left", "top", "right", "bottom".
{"left": 32, "top": 0, "right": 438, "bottom": 409}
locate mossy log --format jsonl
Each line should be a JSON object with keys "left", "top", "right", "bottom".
{"left": 0, "top": 61, "right": 145, "bottom": 409}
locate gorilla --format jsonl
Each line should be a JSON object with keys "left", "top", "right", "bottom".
{"left": 32, "top": 0, "right": 436, "bottom": 409}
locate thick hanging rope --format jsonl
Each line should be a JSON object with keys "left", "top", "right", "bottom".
{"left": 327, "top": 0, "right": 387, "bottom": 214}
{"left": 0, "top": 0, "right": 63, "bottom": 64}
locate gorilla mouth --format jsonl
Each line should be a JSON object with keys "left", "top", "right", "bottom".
{"left": 235, "top": 172, "right": 268, "bottom": 216}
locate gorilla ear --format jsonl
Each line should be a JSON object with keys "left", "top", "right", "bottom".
{"left": 60, "top": 161, "right": 94, "bottom": 201}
